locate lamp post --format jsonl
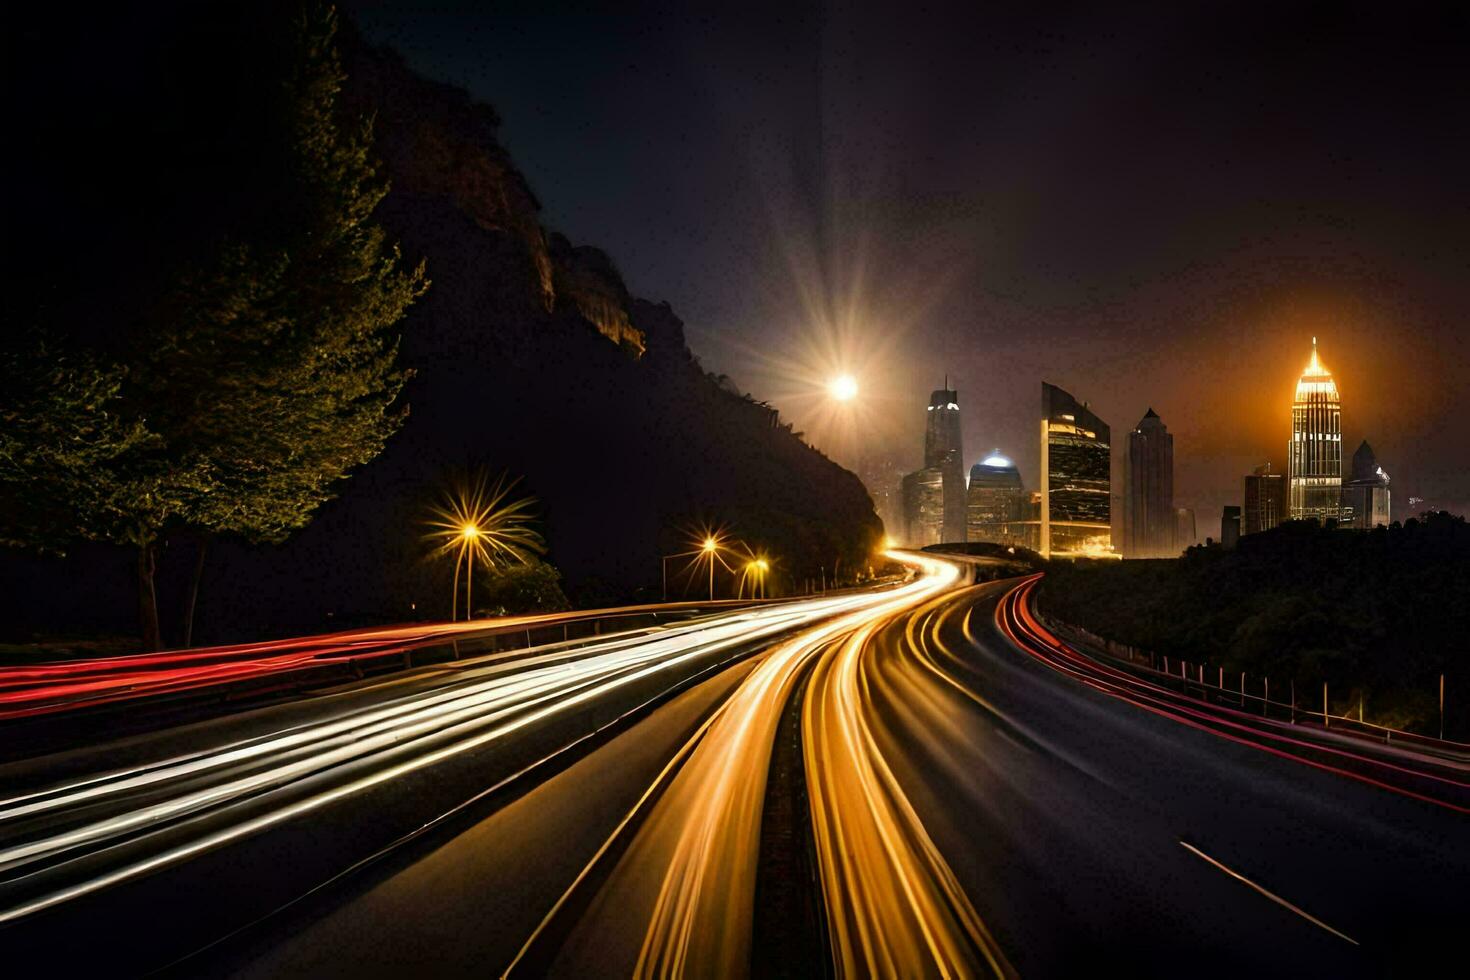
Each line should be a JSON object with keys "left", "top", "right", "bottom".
{"left": 461, "top": 524, "right": 479, "bottom": 620}
{"left": 703, "top": 536, "right": 717, "bottom": 601}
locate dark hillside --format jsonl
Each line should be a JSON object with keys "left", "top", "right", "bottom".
{"left": 2, "top": 5, "right": 880, "bottom": 644}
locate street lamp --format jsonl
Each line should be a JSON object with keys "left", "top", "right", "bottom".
{"left": 427, "top": 470, "right": 546, "bottom": 623}
{"left": 828, "top": 374, "right": 858, "bottom": 401}
{"left": 664, "top": 530, "right": 730, "bottom": 602}
{"left": 742, "top": 557, "right": 771, "bottom": 599}
{"left": 703, "top": 536, "right": 718, "bottom": 601}
{"left": 461, "top": 524, "right": 478, "bottom": 620}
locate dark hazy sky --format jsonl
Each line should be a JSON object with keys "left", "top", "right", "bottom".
{"left": 349, "top": 1, "right": 1470, "bottom": 536}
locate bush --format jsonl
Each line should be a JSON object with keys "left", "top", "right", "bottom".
{"left": 1038, "top": 513, "right": 1469, "bottom": 737}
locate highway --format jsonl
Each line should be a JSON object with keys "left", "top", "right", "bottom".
{"left": 0, "top": 562, "right": 955, "bottom": 972}
{"left": 3, "top": 557, "right": 1465, "bottom": 976}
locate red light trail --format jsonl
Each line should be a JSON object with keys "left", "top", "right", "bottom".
{"left": 994, "top": 576, "right": 1470, "bottom": 814}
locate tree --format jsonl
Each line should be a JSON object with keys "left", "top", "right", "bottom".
{"left": 475, "top": 560, "right": 572, "bottom": 616}
{"left": 0, "top": 341, "right": 188, "bottom": 649}
{"left": 145, "top": 5, "right": 427, "bottom": 644}
{"left": 0, "top": 343, "right": 154, "bottom": 552}
{"left": 2, "top": 5, "right": 426, "bottom": 650}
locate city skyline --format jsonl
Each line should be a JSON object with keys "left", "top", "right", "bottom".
{"left": 868, "top": 331, "right": 1431, "bottom": 548}
{"left": 345, "top": 4, "right": 1469, "bottom": 534}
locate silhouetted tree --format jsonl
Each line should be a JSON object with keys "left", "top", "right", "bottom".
{"left": 148, "top": 5, "right": 427, "bottom": 644}
{"left": 2, "top": 5, "right": 425, "bottom": 650}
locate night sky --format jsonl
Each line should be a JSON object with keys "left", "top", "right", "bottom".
{"left": 349, "top": 1, "right": 1469, "bottom": 537}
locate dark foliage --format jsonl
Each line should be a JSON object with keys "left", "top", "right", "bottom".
{"left": 474, "top": 561, "right": 572, "bottom": 618}
{"left": 1039, "top": 515, "right": 1470, "bottom": 736}
{"left": 2, "top": 3, "right": 880, "bottom": 645}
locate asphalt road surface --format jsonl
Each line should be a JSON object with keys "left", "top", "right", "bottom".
{"left": 2, "top": 558, "right": 1464, "bottom": 977}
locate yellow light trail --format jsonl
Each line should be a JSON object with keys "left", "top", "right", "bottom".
{"left": 803, "top": 568, "right": 1016, "bottom": 978}
{"left": 512, "top": 552, "right": 967, "bottom": 977}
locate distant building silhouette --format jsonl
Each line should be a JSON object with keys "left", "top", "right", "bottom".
{"left": 858, "top": 456, "right": 904, "bottom": 541}
{"left": 966, "top": 451, "right": 1026, "bottom": 545}
{"left": 1040, "top": 382, "right": 1111, "bottom": 557}
{"left": 901, "top": 466, "right": 944, "bottom": 547}
{"left": 1221, "top": 505, "right": 1241, "bottom": 549}
{"left": 1124, "top": 408, "right": 1175, "bottom": 557}
{"left": 1175, "top": 507, "right": 1197, "bottom": 549}
{"left": 1341, "top": 440, "right": 1391, "bottom": 529}
{"left": 1243, "top": 463, "right": 1286, "bottom": 536}
{"left": 924, "top": 381, "right": 966, "bottom": 542}
{"left": 1288, "top": 338, "right": 1342, "bottom": 522}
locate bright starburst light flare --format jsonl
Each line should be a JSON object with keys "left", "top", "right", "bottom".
{"left": 829, "top": 374, "right": 859, "bottom": 401}
{"left": 427, "top": 472, "right": 545, "bottom": 620}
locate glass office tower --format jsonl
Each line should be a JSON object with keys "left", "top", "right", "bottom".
{"left": 1040, "top": 382, "right": 1112, "bottom": 557}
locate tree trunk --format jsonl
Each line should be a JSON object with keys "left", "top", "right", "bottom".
{"left": 181, "top": 535, "right": 209, "bottom": 649}
{"left": 137, "top": 538, "right": 162, "bottom": 652}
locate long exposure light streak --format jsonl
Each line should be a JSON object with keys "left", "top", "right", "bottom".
{"left": 507, "top": 552, "right": 962, "bottom": 976}
{"left": 0, "top": 601, "right": 752, "bottom": 720}
{"left": 803, "top": 564, "right": 1015, "bottom": 979}
{"left": 0, "top": 590, "right": 901, "bottom": 924}
{"left": 995, "top": 576, "right": 1470, "bottom": 813}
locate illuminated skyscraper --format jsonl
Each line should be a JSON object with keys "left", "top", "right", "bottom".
{"left": 1288, "top": 338, "right": 1342, "bottom": 522}
{"left": 1124, "top": 408, "right": 1175, "bottom": 557}
{"left": 924, "top": 381, "right": 966, "bottom": 542}
{"left": 1040, "top": 382, "right": 1111, "bottom": 557}
{"left": 1341, "top": 440, "right": 1391, "bottom": 529}
{"left": 966, "top": 451, "right": 1026, "bottom": 544}
{"left": 1243, "top": 463, "right": 1286, "bottom": 535}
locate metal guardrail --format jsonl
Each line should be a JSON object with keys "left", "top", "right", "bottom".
{"left": 1037, "top": 613, "right": 1468, "bottom": 755}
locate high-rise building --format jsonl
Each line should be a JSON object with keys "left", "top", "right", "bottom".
{"left": 1175, "top": 507, "right": 1197, "bottom": 550}
{"left": 966, "top": 451, "right": 1026, "bottom": 545}
{"left": 1021, "top": 491, "right": 1043, "bottom": 552}
{"left": 901, "top": 466, "right": 944, "bottom": 547}
{"left": 1243, "top": 463, "right": 1286, "bottom": 536}
{"left": 925, "top": 382, "right": 966, "bottom": 542}
{"left": 1221, "top": 505, "right": 1241, "bottom": 549}
{"left": 1040, "top": 382, "right": 1112, "bottom": 557}
{"left": 858, "top": 456, "right": 904, "bottom": 542}
{"left": 1288, "top": 338, "right": 1342, "bottom": 523}
{"left": 1124, "top": 408, "right": 1175, "bottom": 558}
{"left": 1341, "top": 440, "right": 1391, "bottom": 529}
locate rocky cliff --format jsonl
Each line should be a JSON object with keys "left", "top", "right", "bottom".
{"left": 3, "top": 8, "right": 881, "bottom": 642}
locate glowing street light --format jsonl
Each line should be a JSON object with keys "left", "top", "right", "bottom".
{"left": 702, "top": 536, "right": 719, "bottom": 601}
{"left": 663, "top": 529, "right": 732, "bottom": 603}
{"left": 427, "top": 473, "right": 545, "bottom": 622}
{"left": 828, "top": 374, "right": 859, "bottom": 402}
{"left": 460, "top": 524, "right": 479, "bottom": 619}
{"left": 740, "top": 556, "right": 772, "bottom": 599}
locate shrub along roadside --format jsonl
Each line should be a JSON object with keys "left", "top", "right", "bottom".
{"left": 1036, "top": 513, "right": 1469, "bottom": 738}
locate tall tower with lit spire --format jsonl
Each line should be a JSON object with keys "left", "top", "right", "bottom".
{"left": 1288, "top": 337, "right": 1343, "bottom": 522}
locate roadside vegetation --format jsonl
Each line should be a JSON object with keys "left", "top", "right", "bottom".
{"left": 1038, "top": 513, "right": 1469, "bottom": 738}
{"left": 1, "top": 6, "right": 424, "bottom": 650}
